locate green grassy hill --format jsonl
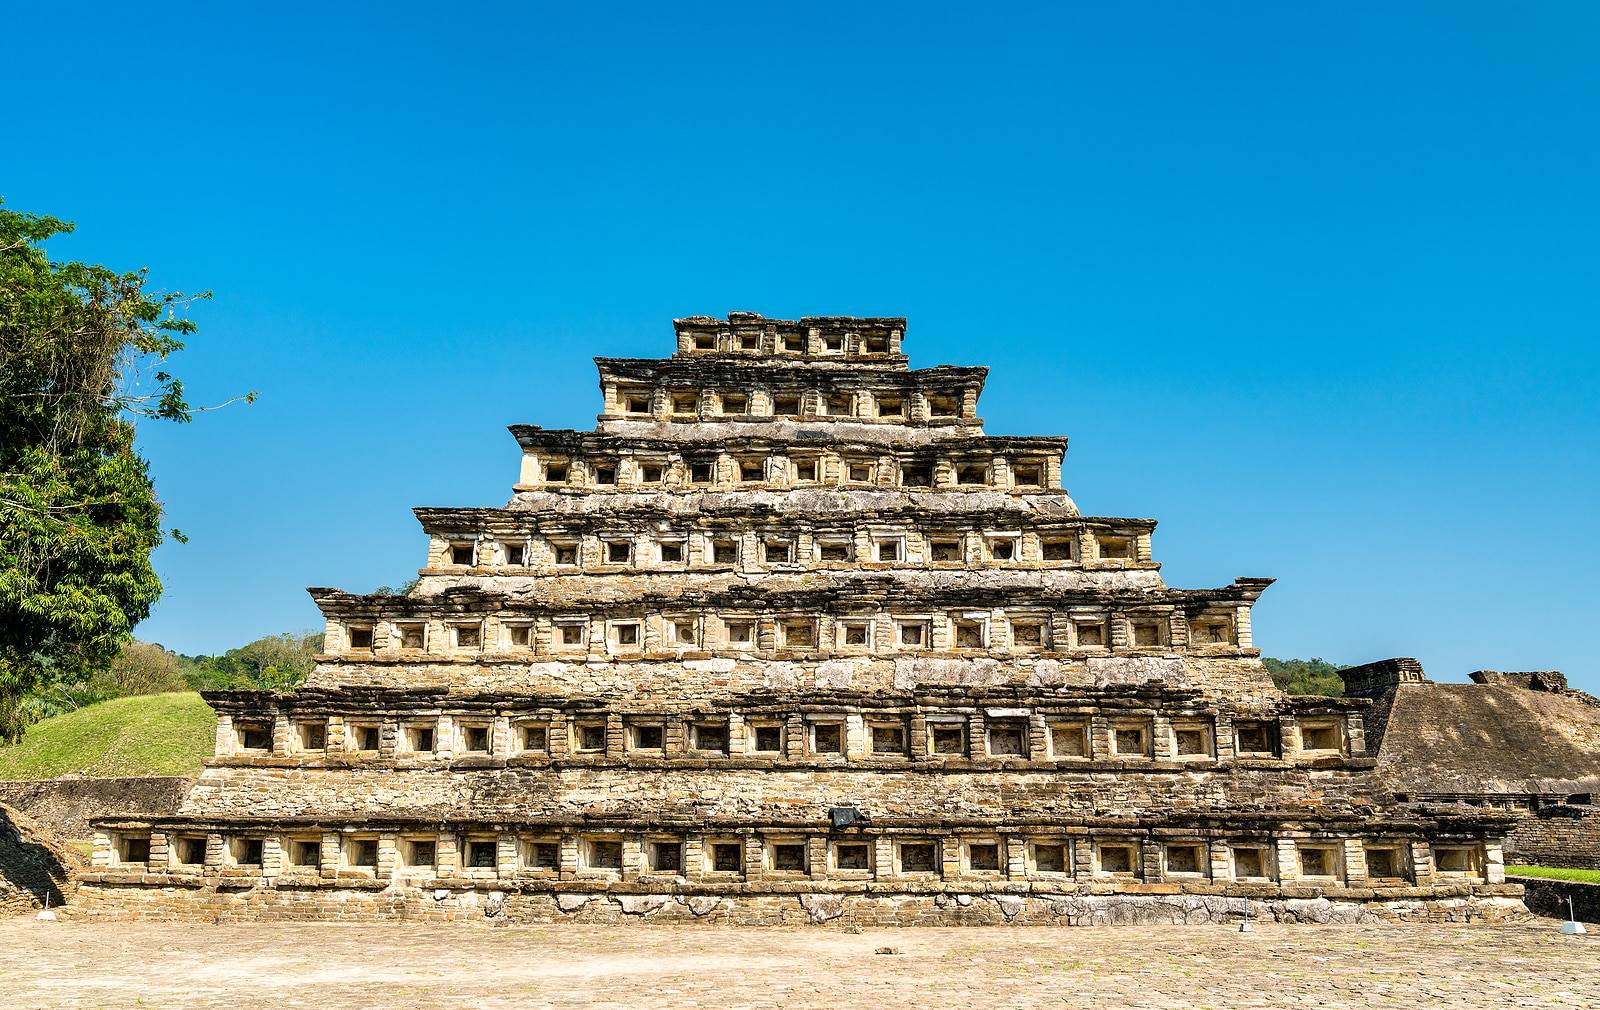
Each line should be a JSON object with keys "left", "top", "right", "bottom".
{"left": 0, "top": 693, "right": 215, "bottom": 780}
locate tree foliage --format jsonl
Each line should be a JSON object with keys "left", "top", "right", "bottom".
{"left": 0, "top": 201, "right": 246, "bottom": 742}
{"left": 1263, "top": 656, "right": 1348, "bottom": 697}
{"left": 175, "top": 631, "right": 324, "bottom": 693}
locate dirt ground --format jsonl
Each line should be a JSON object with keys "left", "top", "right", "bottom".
{"left": 2, "top": 918, "right": 1595, "bottom": 1009}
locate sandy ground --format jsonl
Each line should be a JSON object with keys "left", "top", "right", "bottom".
{"left": 2, "top": 918, "right": 1596, "bottom": 1009}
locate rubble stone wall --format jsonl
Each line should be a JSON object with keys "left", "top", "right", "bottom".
{"left": 1506, "top": 806, "right": 1600, "bottom": 869}
{"left": 72, "top": 879, "right": 1527, "bottom": 926}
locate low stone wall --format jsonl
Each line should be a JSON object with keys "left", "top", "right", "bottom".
{"left": 71, "top": 881, "right": 1528, "bottom": 926}
{"left": 0, "top": 777, "right": 190, "bottom": 841}
{"left": 1, "top": 803, "right": 82, "bottom": 917}
{"left": 1513, "top": 875, "right": 1600, "bottom": 924}
{"left": 1506, "top": 806, "right": 1600, "bottom": 870}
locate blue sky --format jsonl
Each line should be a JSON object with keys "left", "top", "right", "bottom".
{"left": 5, "top": 3, "right": 1597, "bottom": 688}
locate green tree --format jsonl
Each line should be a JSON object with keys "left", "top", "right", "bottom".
{"left": 0, "top": 202, "right": 246, "bottom": 742}
{"left": 1263, "top": 657, "right": 1348, "bottom": 697}
{"left": 176, "top": 631, "right": 324, "bottom": 693}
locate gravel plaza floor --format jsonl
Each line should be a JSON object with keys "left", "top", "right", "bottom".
{"left": 2, "top": 918, "right": 1596, "bottom": 1009}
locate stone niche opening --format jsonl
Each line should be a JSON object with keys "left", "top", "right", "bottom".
{"left": 1164, "top": 842, "right": 1207, "bottom": 877}
{"left": 1435, "top": 845, "right": 1485, "bottom": 878}
{"left": 953, "top": 620, "right": 986, "bottom": 649}
{"left": 1042, "top": 538, "right": 1074, "bottom": 561}
{"left": 404, "top": 837, "right": 437, "bottom": 871}
{"left": 838, "top": 621, "right": 871, "bottom": 647}
{"left": 574, "top": 721, "right": 608, "bottom": 753}
{"left": 460, "top": 723, "right": 491, "bottom": 754}
{"left": 671, "top": 391, "right": 699, "bottom": 415}
{"left": 449, "top": 542, "right": 476, "bottom": 566}
{"left": 769, "top": 841, "right": 808, "bottom": 873}
{"left": 1231, "top": 844, "right": 1271, "bottom": 880}
{"left": 1172, "top": 722, "right": 1214, "bottom": 758}
{"left": 397, "top": 623, "right": 425, "bottom": 649}
{"left": 691, "top": 721, "right": 730, "bottom": 754}
{"left": 987, "top": 720, "right": 1028, "bottom": 757}
{"left": 751, "top": 723, "right": 784, "bottom": 753}
{"left": 809, "top": 721, "right": 844, "bottom": 755}
{"left": 404, "top": 723, "right": 436, "bottom": 753}
{"left": 897, "top": 840, "right": 939, "bottom": 875}
{"left": 1048, "top": 720, "right": 1089, "bottom": 758}
{"left": 289, "top": 838, "right": 322, "bottom": 870}
{"left": 1111, "top": 723, "right": 1150, "bottom": 758}
{"left": 817, "top": 539, "right": 853, "bottom": 562}
{"left": 709, "top": 840, "right": 744, "bottom": 873}
{"left": 689, "top": 461, "right": 716, "bottom": 485}
{"left": 230, "top": 837, "right": 264, "bottom": 867}
{"left": 1033, "top": 841, "right": 1069, "bottom": 874}
{"left": 1096, "top": 841, "right": 1139, "bottom": 876}
{"left": 520, "top": 723, "right": 549, "bottom": 752}
{"left": 1365, "top": 844, "right": 1408, "bottom": 882}
{"left": 1296, "top": 843, "right": 1340, "bottom": 880}
{"left": 967, "top": 841, "right": 1001, "bottom": 872}
{"left": 929, "top": 721, "right": 966, "bottom": 756}
{"left": 622, "top": 390, "right": 652, "bottom": 414}
{"left": 1234, "top": 720, "right": 1278, "bottom": 756}
{"left": 773, "top": 392, "right": 802, "bottom": 415}
{"left": 763, "top": 540, "right": 793, "bottom": 564}
{"left": 869, "top": 721, "right": 908, "bottom": 756}
{"left": 175, "top": 835, "right": 208, "bottom": 866}
{"left": 1299, "top": 719, "right": 1343, "bottom": 754}
{"left": 1096, "top": 535, "right": 1132, "bottom": 560}
{"left": 235, "top": 720, "right": 272, "bottom": 752}
{"left": 724, "top": 619, "right": 755, "bottom": 648}
{"left": 929, "top": 537, "right": 963, "bottom": 562}
{"left": 464, "top": 838, "right": 498, "bottom": 870}
{"left": 955, "top": 463, "right": 987, "bottom": 486}
{"left": 1074, "top": 620, "right": 1106, "bottom": 648}
{"left": 780, "top": 619, "right": 817, "bottom": 649}
{"left": 648, "top": 839, "right": 682, "bottom": 873}
{"left": 1012, "top": 462, "right": 1044, "bottom": 488}
{"left": 586, "top": 838, "right": 623, "bottom": 872}
{"left": 1010, "top": 620, "right": 1046, "bottom": 650}
{"left": 346, "top": 625, "right": 373, "bottom": 651}
{"left": 834, "top": 841, "right": 871, "bottom": 872}
{"left": 523, "top": 839, "right": 560, "bottom": 871}
{"left": 629, "top": 722, "right": 665, "bottom": 751}
{"left": 348, "top": 723, "right": 381, "bottom": 752}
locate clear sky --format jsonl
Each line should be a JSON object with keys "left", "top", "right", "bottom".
{"left": 5, "top": 3, "right": 1597, "bottom": 688}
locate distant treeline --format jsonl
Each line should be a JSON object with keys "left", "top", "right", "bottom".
{"left": 1263, "top": 657, "right": 1346, "bottom": 697}
{"left": 15, "top": 632, "right": 322, "bottom": 729}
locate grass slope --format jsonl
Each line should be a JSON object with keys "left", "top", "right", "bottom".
{"left": 0, "top": 692, "right": 214, "bottom": 780}
{"left": 1507, "top": 865, "right": 1600, "bottom": 884}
